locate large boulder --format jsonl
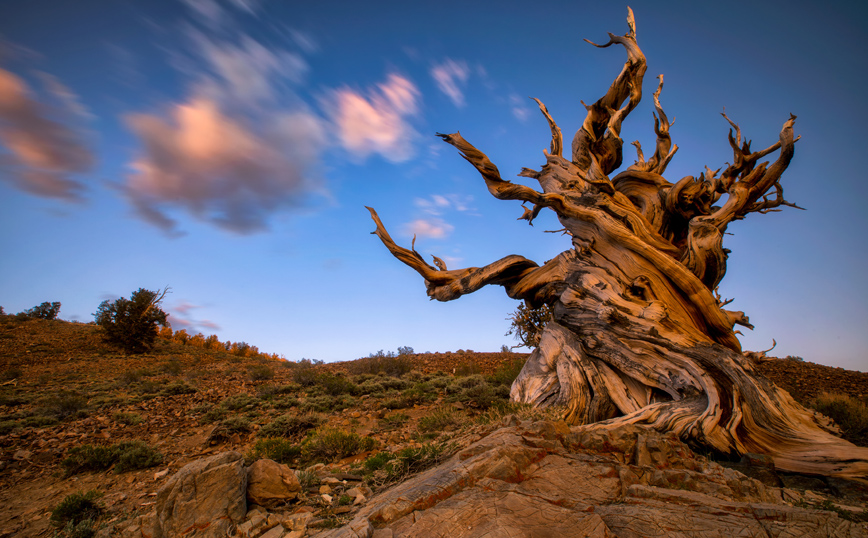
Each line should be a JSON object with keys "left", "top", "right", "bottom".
{"left": 155, "top": 451, "right": 247, "bottom": 538}
{"left": 246, "top": 458, "right": 302, "bottom": 508}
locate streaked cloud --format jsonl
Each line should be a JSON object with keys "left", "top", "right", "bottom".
{"left": 181, "top": 0, "right": 261, "bottom": 29}
{"left": 123, "top": 28, "right": 326, "bottom": 235}
{"left": 402, "top": 217, "right": 454, "bottom": 239}
{"left": 124, "top": 98, "right": 324, "bottom": 234}
{"left": 190, "top": 31, "right": 308, "bottom": 102}
{"left": 328, "top": 73, "right": 420, "bottom": 162}
{"left": 0, "top": 67, "right": 93, "bottom": 200}
{"left": 168, "top": 301, "right": 222, "bottom": 333}
{"left": 430, "top": 59, "right": 470, "bottom": 107}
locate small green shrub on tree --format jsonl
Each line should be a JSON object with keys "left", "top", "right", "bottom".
{"left": 505, "top": 302, "right": 552, "bottom": 349}
{"left": 93, "top": 288, "right": 169, "bottom": 353}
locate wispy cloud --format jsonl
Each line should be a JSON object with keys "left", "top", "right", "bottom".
{"left": 123, "top": 27, "right": 326, "bottom": 235}
{"left": 401, "top": 193, "right": 474, "bottom": 240}
{"left": 414, "top": 193, "right": 474, "bottom": 215}
{"left": 402, "top": 218, "right": 454, "bottom": 239}
{"left": 181, "top": 0, "right": 261, "bottom": 29}
{"left": 327, "top": 73, "right": 420, "bottom": 162}
{"left": 168, "top": 301, "right": 221, "bottom": 334}
{"left": 430, "top": 59, "right": 470, "bottom": 107}
{"left": 509, "top": 94, "right": 531, "bottom": 122}
{"left": 0, "top": 67, "right": 93, "bottom": 200}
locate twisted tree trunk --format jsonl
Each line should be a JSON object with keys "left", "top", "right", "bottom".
{"left": 367, "top": 9, "right": 868, "bottom": 479}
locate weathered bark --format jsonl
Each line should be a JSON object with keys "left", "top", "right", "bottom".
{"left": 367, "top": 9, "right": 868, "bottom": 479}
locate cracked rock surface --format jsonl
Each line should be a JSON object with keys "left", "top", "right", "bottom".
{"left": 320, "top": 420, "right": 867, "bottom": 538}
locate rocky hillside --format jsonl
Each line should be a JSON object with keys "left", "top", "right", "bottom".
{"left": 0, "top": 317, "right": 866, "bottom": 537}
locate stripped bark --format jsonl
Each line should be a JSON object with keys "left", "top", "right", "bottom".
{"left": 367, "top": 9, "right": 867, "bottom": 478}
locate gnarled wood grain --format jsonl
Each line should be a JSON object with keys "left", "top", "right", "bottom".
{"left": 367, "top": 9, "right": 866, "bottom": 478}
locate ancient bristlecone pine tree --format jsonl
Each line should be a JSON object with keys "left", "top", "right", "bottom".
{"left": 367, "top": 10, "right": 868, "bottom": 478}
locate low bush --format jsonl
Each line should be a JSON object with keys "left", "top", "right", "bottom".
{"left": 0, "top": 420, "right": 19, "bottom": 435}
{"left": 208, "top": 416, "right": 253, "bottom": 444}
{"left": 62, "top": 441, "right": 162, "bottom": 475}
{"left": 360, "top": 441, "right": 456, "bottom": 487}
{"left": 113, "top": 440, "right": 163, "bottom": 473}
{"left": 199, "top": 406, "right": 229, "bottom": 424}
{"left": 160, "top": 381, "right": 197, "bottom": 396}
{"left": 39, "top": 391, "right": 88, "bottom": 420}
{"left": 418, "top": 407, "right": 461, "bottom": 433}
{"left": 379, "top": 412, "right": 409, "bottom": 430}
{"left": 383, "top": 385, "right": 434, "bottom": 409}
{"left": 300, "top": 428, "right": 376, "bottom": 464}
{"left": 221, "top": 393, "right": 259, "bottom": 411}
{"left": 259, "top": 414, "right": 323, "bottom": 440}
{"left": 247, "top": 437, "right": 301, "bottom": 464}
{"left": 1, "top": 367, "right": 22, "bottom": 382}
{"left": 51, "top": 490, "right": 102, "bottom": 531}
{"left": 487, "top": 357, "right": 526, "bottom": 386}
{"left": 257, "top": 384, "right": 299, "bottom": 400}
{"left": 458, "top": 383, "right": 510, "bottom": 409}
{"left": 810, "top": 392, "right": 868, "bottom": 447}
{"left": 247, "top": 364, "right": 274, "bottom": 382}
{"left": 112, "top": 412, "right": 143, "bottom": 425}
{"left": 161, "top": 358, "right": 183, "bottom": 375}
{"left": 300, "top": 394, "right": 356, "bottom": 413}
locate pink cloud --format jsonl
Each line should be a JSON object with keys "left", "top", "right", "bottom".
{"left": 328, "top": 74, "right": 420, "bottom": 162}
{"left": 124, "top": 97, "right": 324, "bottom": 234}
{"left": 0, "top": 68, "right": 93, "bottom": 200}
{"left": 402, "top": 217, "right": 454, "bottom": 239}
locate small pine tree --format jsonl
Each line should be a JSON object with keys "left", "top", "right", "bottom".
{"left": 94, "top": 288, "right": 169, "bottom": 354}
{"left": 505, "top": 302, "right": 552, "bottom": 349}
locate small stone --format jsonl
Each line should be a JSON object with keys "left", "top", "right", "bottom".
{"left": 321, "top": 494, "right": 333, "bottom": 503}
{"left": 353, "top": 494, "right": 367, "bottom": 506}
{"left": 259, "top": 524, "right": 285, "bottom": 538}
{"left": 321, "top": 476, "right": 342, "bottom": 485}
{"left": 153, "top": 469, "right": 169, "bottom": 480}
{"left": 281, "top": 511, "right": 313, "bottom": 531}
{"left": 319, "top": 485, "right": 332, "bottom": 494}
{"left": 13, "top": 449, "right": 32, "bottom": 461}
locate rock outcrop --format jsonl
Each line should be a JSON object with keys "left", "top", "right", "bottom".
{"left": 154, "top": 451, "right": 247, "bottom": 537}
{"left": 320, "top": 419, "right": 867, "bottom": 538}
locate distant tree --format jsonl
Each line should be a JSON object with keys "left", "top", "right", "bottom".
{"left": 188, "top": 333, "right": 206, "bottom": 348}
{"left": 397, "top": 346, "right": 414, "bottom": 356}
{"left": 94, "top": 288, "right": 169, "bottom": 354}
{"left": 172, "top": 329, "right": 190, "bottom": 345}
{"left": 22, "top": 301, "right": 61, "bottom": 320}
{"left": 204, "top": 334, "right": 222, "bottom": 350}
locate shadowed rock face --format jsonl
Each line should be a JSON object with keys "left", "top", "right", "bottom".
{"left": 320, "top": 420, "right": 867, "bottom": 538}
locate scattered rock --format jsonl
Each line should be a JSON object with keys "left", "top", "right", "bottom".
{"left": 247, "top": 459, "right": 301, "bottom": 508}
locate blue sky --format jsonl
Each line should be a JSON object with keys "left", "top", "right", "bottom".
{"left": 1, "top": 0, "right": 866, "bottom": 371}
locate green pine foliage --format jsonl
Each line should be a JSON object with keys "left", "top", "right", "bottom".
{"left": 94, "top": 288, "right": 169, "bottom": 353}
